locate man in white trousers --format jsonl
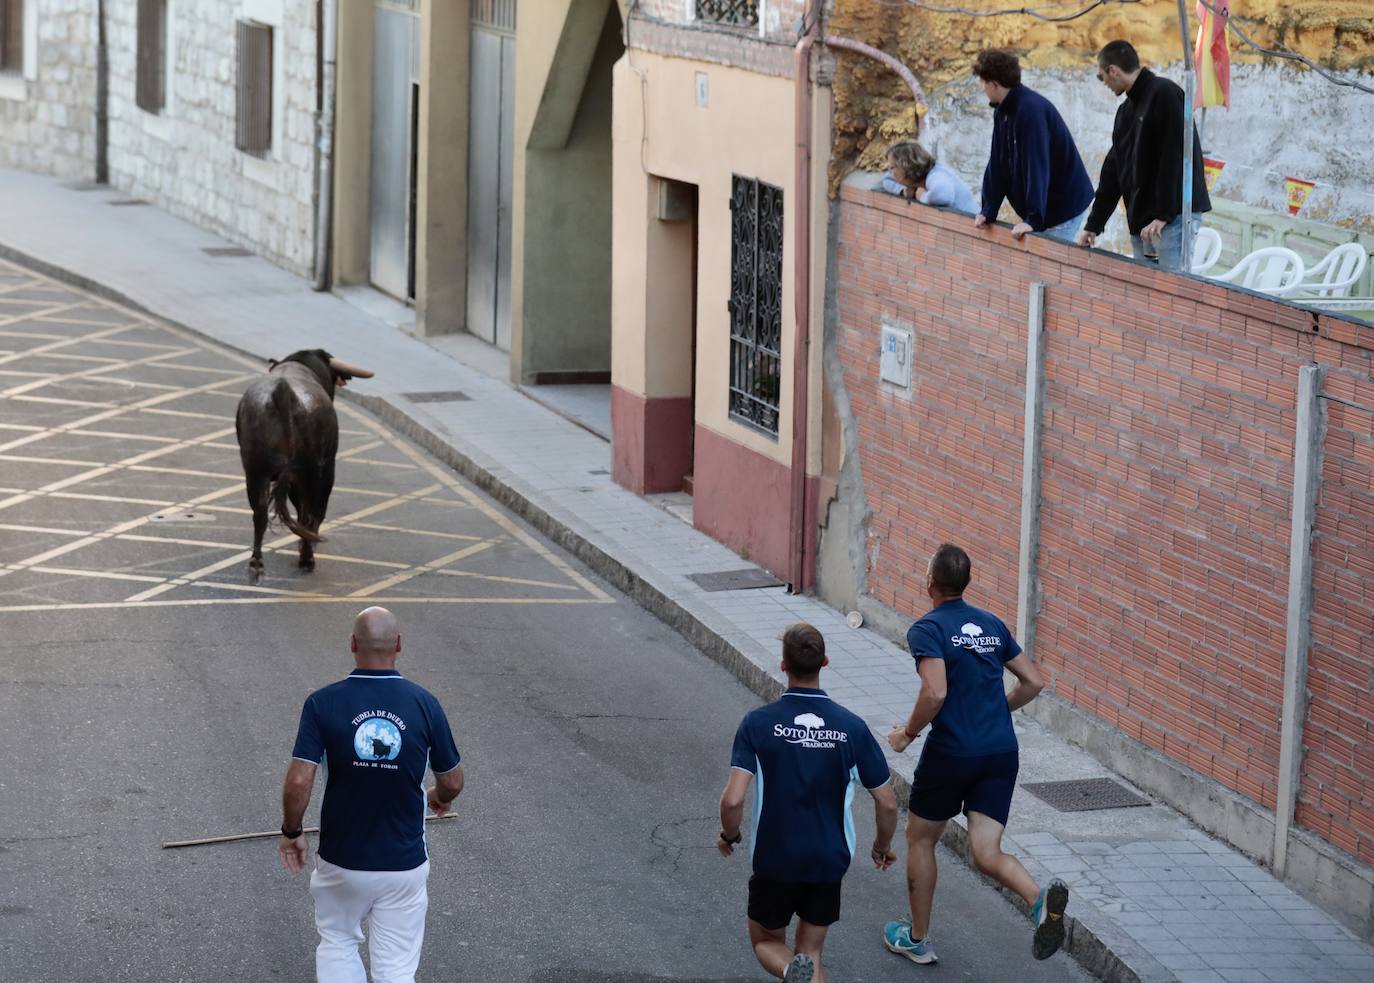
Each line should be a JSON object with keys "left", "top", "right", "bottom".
{"left": 279, "top": 606, "right": 464, "bottom": 982}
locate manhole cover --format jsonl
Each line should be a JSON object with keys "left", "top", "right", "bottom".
{"left": 686, "top": 568, "right": 784, "bottom": 592}
{"left": 109, "top": 199, "right": 149, "bottom": 206}
{"left": 203, "top": 247, "right": 253, "bottom": 257}
{"left": 402, "top": 390, "right": 471, "bottom": 403}
{"left": 587, "top": 469, "right": 609, "bottom": 475}
{"left": 149, "top": 511, "right": 217, "bottom": 524}
{"left": 1023, "top": 778, "right": 1151, "bottom": 813}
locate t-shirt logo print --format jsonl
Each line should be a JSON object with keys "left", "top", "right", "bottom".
{"left": 354, "top": 718, "right": 403, "bottom": 761}
{"left": 961, "top": 623, "right": 983, "bottom": 637}
{"left": 772, "top": 712, "right": 849, "bottom": 749}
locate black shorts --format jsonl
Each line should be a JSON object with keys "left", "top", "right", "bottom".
{"left": 910, "top": 746, "right": 1019, "bottom": 827}
{"left": 747, "top": 875, "right": 842, "bottom": 930}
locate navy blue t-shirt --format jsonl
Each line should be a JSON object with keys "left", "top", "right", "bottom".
{"left": 907, "top": 599, "right": 1022, "bottom": 756}
{"left": 292, "top": 669, "right": 461, "bottom": 872}
{"left": 729, "top": 688, "right": 891, "bottom": 883}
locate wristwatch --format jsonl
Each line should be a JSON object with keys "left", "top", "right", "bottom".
{"left": 719, "top": 829, "right": 743, "bottom": 846}
{"left": 281, "top": 824, "right": 304, "bottom": 839}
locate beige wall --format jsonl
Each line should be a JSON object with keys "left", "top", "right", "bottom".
{"left": 332, "top": 0, "right": 373, "bottom": 286}
{"left": 611, "top": 50, "right": 829, "bottom": 470}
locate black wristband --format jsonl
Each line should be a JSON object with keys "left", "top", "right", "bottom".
{"left": 281, "top": 824, "right": 303, "bottom": 839}
{"left": 720, "top": 829, "right": 742, "bottom": 846}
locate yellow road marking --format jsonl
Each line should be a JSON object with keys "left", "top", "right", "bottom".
{"left": 0, "top": 595, "right": 612, "bottom": 613}
{"left": 348, "top": 540, "right": 497, "bottom": 596}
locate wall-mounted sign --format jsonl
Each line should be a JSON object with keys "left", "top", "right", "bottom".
{"left": 1284, "top": 177, "right": 1316, "bottom": 216}
{"left": 1203, "top": 157, "right": 1225, "bottom": 192}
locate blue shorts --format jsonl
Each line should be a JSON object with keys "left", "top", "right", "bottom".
{"left": 910, "top": 746, "right": 1019, "bottom": 826}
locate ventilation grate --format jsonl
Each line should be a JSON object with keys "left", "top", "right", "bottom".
{"left": 1023, "top": 778, "right": 1151, "bottom": 813}
{"left": 402, "top": 391, "right": 471, "bottom": 403}
{"left": 687, "top": 568, "right": 784, "bottom": 592}
{"left": 203, "top": 247, "right": 253, "bottom": 257}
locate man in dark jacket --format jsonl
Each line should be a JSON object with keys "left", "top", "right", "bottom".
{"left": 972, "top": 49, "right": 1095, "bottom": 243}
{"left": 1077, "top": 40, "right": 1211, "bottom": 271}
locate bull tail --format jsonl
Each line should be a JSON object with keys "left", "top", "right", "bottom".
{"left": 271, "top": 469, "right": 322, "bottom": 543}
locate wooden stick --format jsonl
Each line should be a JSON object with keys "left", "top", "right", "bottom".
{"left": 161, "top": 812, "right": 457, "bottom": 850}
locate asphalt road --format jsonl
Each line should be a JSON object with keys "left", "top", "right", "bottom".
{"left": 0, "top": 264, "right": 1091, "bottom": 981}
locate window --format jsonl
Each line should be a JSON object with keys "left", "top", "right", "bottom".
{"left": 235, "top": 18, "right": 272, "bottom": 156}
{"left": 0, "top": 0, "right": 22, "bottom": 74}
{"left": 728, "top": 175, "right": 783, "bottom": 437}
{"left": 696, "top": 0, "right": 758, "bottom": 28}
{"left": 136, "top": 0, "right": 167, "bottom": 113}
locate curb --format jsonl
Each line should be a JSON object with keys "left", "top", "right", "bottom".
{"left": 1, "top": 243, "right": 1157, "bottom": 983}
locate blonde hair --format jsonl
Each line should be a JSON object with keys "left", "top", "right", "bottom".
{"left": 887, "top": 141, "right": 936, "bottom": 183}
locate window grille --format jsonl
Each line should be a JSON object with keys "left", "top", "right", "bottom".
{"left": 136, "top": 0, "right": 167, "bottom": 113}
{"left": 472, "top": 0, "right": 516, "bottom": 33}
{"left": 728, "top": 175, "right": 783, "bottom": 437}
{"left": 696, "top": 0, "right": 758, "bottom": 28}
{"left": 0, "top": 0, "right": 22, "bottom": 74}
{"left": 235, "top": 19, "right": 273, "bottom": 156}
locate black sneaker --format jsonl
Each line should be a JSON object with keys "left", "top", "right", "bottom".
{"left": 1031, "top": 878, "right": 1069, "bottom": 960}
{"left": 783, "top": 952, "right": 815, "bottom": 983}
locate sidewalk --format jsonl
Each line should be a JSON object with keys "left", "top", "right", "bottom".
{"left": 4, "top": 169, "right": 1372, "bottom": 983}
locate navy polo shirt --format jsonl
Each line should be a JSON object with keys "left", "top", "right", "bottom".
{"left": 292, "top": 669, "right": 461, "bottom": 872}
{"left": 907, "top": 599, "right": 1022, "bottom": 756}
{"left": 729, "top": 688, "right": 891, "bottom": 883}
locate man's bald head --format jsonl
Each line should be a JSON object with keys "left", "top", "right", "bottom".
{"left": 351, "top": 606, "right": 401, "bottom": 666}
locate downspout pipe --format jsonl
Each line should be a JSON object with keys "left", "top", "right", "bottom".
{"left": 95, "top": 0, "right": 109, "bottom": 184}
{"left": 823, "top": 35, "right": 929, "bottom": 116}
{"left": 787, "top": 1, "right": 821, "bottom": 593}
{"left": 312, "top": 0, "right": 339, "bottom": 291}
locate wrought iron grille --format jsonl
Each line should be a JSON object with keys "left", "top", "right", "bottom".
{"left": 0, "top": 0, "right": 22, "bottom": 73}
{"left": 728, "top": 175, "right": 783, "bottom": 437}
{"left": 696, "top": 0, "right": 758, "bottom": 28}
{"left": 136, "top": 0, "right": 167, "bottom": 114}
{"left": 235, "top": 19, "right": 273, "bottom": 157}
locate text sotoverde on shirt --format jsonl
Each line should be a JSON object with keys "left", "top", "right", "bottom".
{"left": 907, "top": 599, "right": 1022, "bottom": 757}
{"left": 730, "top": 688, "right": 891, "bottom": 883}
{"left": 292, "top": 669, "right": 461, "bottom": 871}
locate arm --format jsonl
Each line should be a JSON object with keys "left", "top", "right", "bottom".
{"left": 888, "top": 656, "right": 948, "bottom": 753}
{"left": 920, "top": 170, "right": 956, "bottom": 208}
{"left": 1147, "top": 85, "right": 1186, "bottom": 226}
{"left": 882, "top": 172, "right": 912, "bottom": 199}
{"left": 870, "top": 783, "right": 899, "bottom": 870}
{"left": 980, "top": 136, "right": 1007, "bottom": 224}
{"left": 1016, "top": 110, "right": 1052, "bottom": 232}
{"left": 428, "top": 763, "right": 464, "bottom": 817}
{"left": 1004, "top": 652, "right": 1044, "bottom": 712}
{"left": 1082, "top": 146, "right": 1122, "bottom": 240}
{"left": 717, "top": 768, "right": 753, "bottom": 856}
{"left": 279, "top": 759, "right": 316, "bottom": 874}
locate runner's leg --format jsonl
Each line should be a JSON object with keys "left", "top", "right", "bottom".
{"left": 366, "top": 862, "right": 429, "bottom": 983}
{"left": 794, "top": 920, "right": 830, "bottom": 983}
{"left": 748, "top": 919, "right": 794, "bottom": 979}
{"left": 966, "top": 810, "right": 1038, "bottom": 905}
{"left": 905, "top": 815, "right": 946, "bottom": 939}
{"left": 310, "top": 859, "right": 370, "bottom": 983}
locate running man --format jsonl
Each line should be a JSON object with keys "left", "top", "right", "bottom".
{"left": 718, "top": 623, "right": 899, "bottom": 983}
{"left": 883, "top": 544, "right": 1068, "bottom": 965}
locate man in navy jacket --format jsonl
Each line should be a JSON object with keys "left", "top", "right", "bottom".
{"left": 972, "top": 49, "right": 1095, "bottom": 242}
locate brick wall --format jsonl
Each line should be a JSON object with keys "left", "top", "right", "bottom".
{"left": 833, "top": 185, "right": 1374, "bottom": 866}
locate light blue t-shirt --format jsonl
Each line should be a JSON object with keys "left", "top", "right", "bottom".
{"left": 883, "top": 163, "right": 976, "bottom": 213}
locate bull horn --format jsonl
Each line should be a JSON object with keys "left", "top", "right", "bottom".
{"left": 328, "top": 358, "right": 374, "bottom": 379}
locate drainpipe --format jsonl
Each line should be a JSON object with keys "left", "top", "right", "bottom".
{"left": 822, "top": 35, "right": 929, "bottom": 115}
{"left": 787, "top": 1, "right": 821, "bottom": 593}
{"left": 95, "top": 0, "right": 109, "bottom": 184}
{"left": 311, "top": 0, "right": 338, "bottom": 291}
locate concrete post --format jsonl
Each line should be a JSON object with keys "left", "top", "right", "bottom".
{"left": 1016, "top": 282, "right": 1047, "bottom": 657}
{"left": 1274, "top": 364, "right": 1326, "bottom": 877}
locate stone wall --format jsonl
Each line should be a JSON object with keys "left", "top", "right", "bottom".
{"left": 0, "top": 0, "right": 97, "bottom": 180}
{"left": 105, "top": 0, "right": 318, "bottom": 274}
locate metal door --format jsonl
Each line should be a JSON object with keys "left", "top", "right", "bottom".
{"left": 466, "top": 2, "right": 515, "bottom": 350}
{"left": 369, "top": 1, "right": 420, "bottom": 300}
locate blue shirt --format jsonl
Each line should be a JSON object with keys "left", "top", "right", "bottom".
{"left": 882, "top": 163, "right": 977, "bottom": 213}
{"left": 292, "top": 669, "right": 461, "bottom": 871}
{"left": 980, "top": 84, "right": 1094, "bottom": 231}
{"left": 907, "top": 599, "right": 1022, "bottom": 756}
{"left": 729, "top": 688, "right": 891, "bottom": 882}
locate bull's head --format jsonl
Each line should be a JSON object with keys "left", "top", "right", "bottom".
{"left": 267, "top": 349, "right": 374, "bottom": 400}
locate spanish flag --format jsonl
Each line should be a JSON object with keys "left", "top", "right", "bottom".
{"left": 1194, "top": 0, "right": 1231, "bottom": 109}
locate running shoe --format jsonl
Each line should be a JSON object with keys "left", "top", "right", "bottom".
{"left": 783, "top": 952, "right": 814, "bottom": 983}
{"left": 1030, "top": 878, "right": 1070, "bottom": 960}
{"left": 883, "top": 919, "right": 938, "bottom": 965}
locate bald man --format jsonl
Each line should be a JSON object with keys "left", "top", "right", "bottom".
{"left": 279, "top": 607, "right": 464, "bottom": 983}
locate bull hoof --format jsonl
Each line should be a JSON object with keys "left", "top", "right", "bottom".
{"left": 248, "top": 561, "right": 263, "bottom": 584}
{"left": 298, "top": 558, "right": 315, "bottom": 572}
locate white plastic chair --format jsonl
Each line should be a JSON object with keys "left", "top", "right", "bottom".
{"left": 1294, "top": 242, "right": 1368, "bottom": 300}
{"left": 1190, "top": 227, "right": 1223, "bottom": 275}
{"left": 1208, "top": 247, "right": 1306, "bottom": 297}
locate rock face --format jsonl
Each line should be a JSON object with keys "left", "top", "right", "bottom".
{"left": 827, "top": 0, "right": 1374, "bottom": 233}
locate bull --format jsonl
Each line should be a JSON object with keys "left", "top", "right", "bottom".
{"left": 234, "top": 349, "right": 373, "bottom": 580}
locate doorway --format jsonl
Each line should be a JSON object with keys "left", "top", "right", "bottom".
{"left": 368, "top": 0, "right": 420, "bottom": 301}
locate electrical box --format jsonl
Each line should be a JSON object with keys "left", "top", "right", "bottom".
{"left": 880, "top": 324, "right": 912, "bottom": 389}
{"left": 695, "top": 71, "right": 709, "bottom": 108}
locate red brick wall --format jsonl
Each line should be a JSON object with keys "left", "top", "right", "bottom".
{"left": 834, "top": 185, "right": 1374, "bottom": 864}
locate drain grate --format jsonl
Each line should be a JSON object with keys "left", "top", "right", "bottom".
{"left": 149, "top": 510, "right": 217, "bottom": 524}
{"left": 109, "top": 199, "right": 149, "bottom": 206}
{"left": 402, "top": 390, "right": 471, "bottom": 403}
{"left": 587, "top": 469, "right": 609, "bottom": 475}
{"left": 203, "top": 247, "right": 253, "bottom": 257}
{"left": 687, "top": 568, "right": 785, "bottom": 592}
{"left": 1023, "top": 778, "right": 1151, "bottom": 813}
